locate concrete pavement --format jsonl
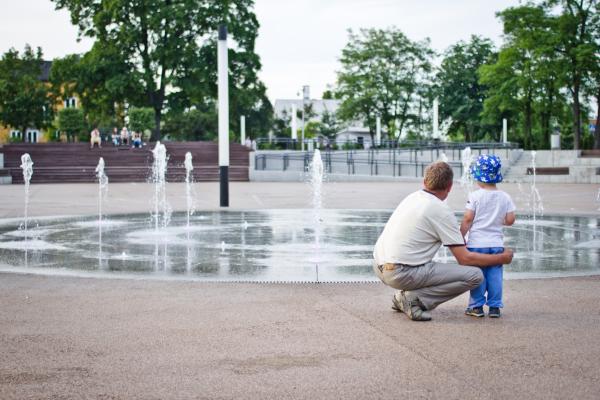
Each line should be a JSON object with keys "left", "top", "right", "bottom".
{"left": 1, "top": 181, "right": 599, "bottom": 399}
{"left": 1, "top": 274, "right": 599, "bottom": 399}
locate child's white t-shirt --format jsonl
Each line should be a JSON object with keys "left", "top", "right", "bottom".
{"left": 465, "top": 189, "right": 516, "bottom": 248}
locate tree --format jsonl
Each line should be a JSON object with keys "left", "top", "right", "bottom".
{"left": 0, "top": 45, "right": 53, "bottom": 142}
{"left": 50, "top": 50, "right": 138, "bottom": 129}
{"left": 57, "top": 107, "right": 85, "bottom": 142}
{"left": 318, "top": 110, "right": 341, "bottom": 139}
{"left": 546, "top": 0, "right": 599, "bottom": 149}
{"left": 481, "top": 4, "right": 573, "bottom": 149}
{"left": 435, "top": 36, "right": 496, "bottom": 142}
{"left": 52, "top": 0, "right": 267, "bottom": 141}
{"left": 128, "top": 107, "right": 155, "bottom": 137}
{"left": 335, "top": 28, "right": 434, "bottom": 142}
{"left": 162, "top": 107, "right": 218, "bottom": 141}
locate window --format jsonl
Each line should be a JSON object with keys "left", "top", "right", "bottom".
{"left": 64, "top": 97, "right": 77, "bottom": 108}
{"left": 10, "top": 130, "right": 21, "bottom": 139}
{"left": 27, "top": 130, "right": 39, "bottom": 143}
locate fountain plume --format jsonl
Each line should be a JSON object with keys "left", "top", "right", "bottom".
{"left": 460, "top": 147, "right": 473, "bottom": 195}
{"left": 151, "top": 141, "right": 171, "bottom": 232}
{"left": 20, "top": 154, "right": 33, "bottom": 252}
{"left": 310, "top": 149, "right": 324, "bottom": 282}
{"left": 95, "top": 157, "right": 108, "bottom": 266}
{"left": 184, "top": 152, "right": 195, "bottom": 230}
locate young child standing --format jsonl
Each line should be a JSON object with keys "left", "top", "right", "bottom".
{"left": 460, "top": 155, "right": 516, "bottom": 318}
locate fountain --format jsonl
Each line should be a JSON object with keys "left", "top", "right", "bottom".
{"left": 20, "top": 154, "right": 33, "bottom": 252}
{"left": 95, "top": 158, "right": 108, "bottom": 240}
{"left": 1, "top": 146, "right": 598, "bottom": 283}
{"left": 151, "top": 142, "right": 171, "bottom": 231}
{"left": 527, "top": 151, "right": 545, "bottom": 267}
{"left": 439, "top": 152, "right": 449, "bottom": 163}
{"left": 184, "top": 152, "right": 194, "bottom": 230}
{"left": 310, "top": 149, "right": 324, "bottom": 282}
{"left": 460, "top": 147, "right": 473, "bottom": 194}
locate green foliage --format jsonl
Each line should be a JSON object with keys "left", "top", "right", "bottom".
{"left": 318, "top": 110, "right": 340, "bottom": 139}
{"left": 57, "top": 107, "right": 85, "bottom": 142}
{"left": 52, "top": 0, "right": 270, "bottom": 141}
{"left": 435, "top": 36, "right": 496, "bottom": 142}
{"left": 128, "top": 107, "right": 155, "bottom": 135}
{"left": 0, "top": 45, "right": 53, "bottom": 141}
{"left": 481, "top": 1, "right": 599, "bottom": 149}
{"left": 162, "top": 108, "right": 217, "bottom": 141}
{"left": 335, "top": 27, "right": 434, "bottom": 139}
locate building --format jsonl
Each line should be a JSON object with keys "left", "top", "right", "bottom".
{"left": 273, "top": 99, "right": 341, "bottom": 129}
{"left": 0, "top": 61, "right": 79, "bottom": 145}
{"left": 334, "top": 126, "right": 373, "bottom": 148}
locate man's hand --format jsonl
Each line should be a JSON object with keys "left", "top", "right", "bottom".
{"left": 449, "top": 245, "right": 514, "bottom": 267}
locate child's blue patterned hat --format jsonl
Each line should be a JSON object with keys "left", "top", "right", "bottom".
{"left": 470, "top": 154, "right": 503, "bottom": 184}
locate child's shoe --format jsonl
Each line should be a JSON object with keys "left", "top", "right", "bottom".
{"left": 465, "top": 306, "right": 485, "bottom": 317}
{"left": 488, "top": 307, "right": 501, "bottom": 318}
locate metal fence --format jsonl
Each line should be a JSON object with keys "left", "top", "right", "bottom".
{"left": 254, "top": 143, "right": 519, "bottom": 178}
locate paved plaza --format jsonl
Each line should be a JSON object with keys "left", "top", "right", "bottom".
{"left": 1, "top": 181, "right": 600, "bottom": 399}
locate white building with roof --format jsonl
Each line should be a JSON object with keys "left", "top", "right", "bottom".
{"left": 273, "top": 99, "right": 341, "bottom": 129}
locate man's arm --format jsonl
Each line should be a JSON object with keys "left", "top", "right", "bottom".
{"left": 449, "top": 245, "right": 513, "bottom": 267}
{"left": 460, "top": 209, "right": 475, "bottom": 238}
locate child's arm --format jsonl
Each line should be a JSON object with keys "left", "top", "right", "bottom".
{"left": 460, "top": 209, "right": 475, "bottom": 238}
{"left": 504, "top": 211, "right": 516, "bottom": 226}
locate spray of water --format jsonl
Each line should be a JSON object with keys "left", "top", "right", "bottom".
{"left": 529, "top": 151, "right": 544, "bottom": 259}
{"left": 184, "top": 152, "right": 195, "bottom": 230}
{"left": 20, "top": 154, "right": 34, "bottom": 250}
{"left": 310, "top": 149, "right": 324, "bottom": 282}
{"left": 95, "top": 157, "right": 108, "bottom": 265}
{"left": 151, "top": 141, "right": 171, "bottom": 232}
{"left": 460, "top": 147, "right": 473, "bottom": 195}
{"left": 439, "top": 152, "right": 449, "bottom": 163}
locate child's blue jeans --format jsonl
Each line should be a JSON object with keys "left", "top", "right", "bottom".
{"left": 467, "top": 247, "right": 504, "bottom": 308}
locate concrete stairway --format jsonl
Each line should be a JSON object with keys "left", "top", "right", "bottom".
{"left": 1, "top": 142, "right": 250, "bottom": 183}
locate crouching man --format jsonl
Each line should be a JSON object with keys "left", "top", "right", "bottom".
{"left": 373, "top": 162, "right": 513, "bottom": 321}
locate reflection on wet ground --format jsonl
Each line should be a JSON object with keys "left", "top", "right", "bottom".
{"left": 0, "top": 210, "right": 598, "bottom": 282}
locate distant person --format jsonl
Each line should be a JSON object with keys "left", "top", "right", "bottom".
{"left": 120, "top": 127, "right": 129, "bottom": 145}
{"left": 132, "top": 131, "right": 142, "bottom": 148}
{"left": 111, "top": 127, "right": 120, "bottom": 146}
{"left": 373, "top": 161, "right": 514, "bottom": 321}
{"left": 251, "top": 139, "right": 257, "bottom": 151}
{"left": 460, "top": 155, "right": 516, "bottom": 318}
{"left": 245, "top": 137, "right": 252, "bottom": 148}
{"left": 90, "top": 127, "right": 101, "bottom": 149}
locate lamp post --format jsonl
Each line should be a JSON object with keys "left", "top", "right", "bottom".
{"left": 301, "top": 85, "right": 309, "bottom": 152}
{"left": 218, "top": 24, "right": 229, "bottom": 207}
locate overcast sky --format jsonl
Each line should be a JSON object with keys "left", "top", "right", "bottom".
{"left": 0, "top": 0, "right": 522, "bottom": 103}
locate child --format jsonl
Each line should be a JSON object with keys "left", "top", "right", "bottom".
{"left": 460, "top": 155, "right": 516, "bottom": 318}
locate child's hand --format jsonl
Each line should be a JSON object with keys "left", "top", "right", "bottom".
{"left": 502, "top": 248, "right": 514, "bottom": 264}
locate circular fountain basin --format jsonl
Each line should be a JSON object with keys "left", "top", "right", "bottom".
{"left": 0, "top": 210, "right": 598, "bottom": 282}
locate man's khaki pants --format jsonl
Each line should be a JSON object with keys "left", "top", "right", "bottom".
{"left": 373, "top": 261, "right": 483, "bottom": 311}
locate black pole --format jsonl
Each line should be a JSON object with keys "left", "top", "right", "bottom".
{"left": 220, "top": 165, "right": 229, "bottom": 207}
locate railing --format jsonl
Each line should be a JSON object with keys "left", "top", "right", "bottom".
{"left": 255, "top": 137, "right": 519, "bottom": 152}
{"left": 254, "top": 144, "right": 519, "bottom": 178}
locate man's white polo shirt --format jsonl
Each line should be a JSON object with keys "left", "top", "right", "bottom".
{"left": 373, "top": 190, "right": 465, "bottom": 266}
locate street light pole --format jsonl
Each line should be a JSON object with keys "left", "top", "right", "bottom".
{"left": 301, "top": 85, "right": 309, "bottom": 152}
{"left": 218, "top": 24, "right": 229, "bottom": 207}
